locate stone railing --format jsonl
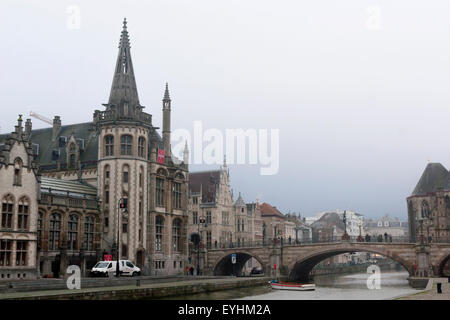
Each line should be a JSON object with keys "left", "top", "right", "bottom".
{"left": 93, "top": 109, "right": 152, "bottom": 125}
{"left": 39, "top": 192, "right": 100, "bottom": 211}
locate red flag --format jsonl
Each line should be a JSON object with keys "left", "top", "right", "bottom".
{"left": 157, "top": 149, "right": 165, "bottom": 164}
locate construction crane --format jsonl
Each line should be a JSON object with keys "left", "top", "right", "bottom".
{"left": 29, "top": 111, "right": 52, "bottom": 125}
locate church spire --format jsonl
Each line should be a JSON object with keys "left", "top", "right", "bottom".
{"left": 108, "top": 18, "right": 140, "bottom": 109}
{"left": 163, "top": 82, "right": 171, "bottom": 101}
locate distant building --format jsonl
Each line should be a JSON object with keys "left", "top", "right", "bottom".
{"left": 310, "top": 212, "right": 345, "bottom": 242}
{"left": 285, "top": 213, "right": 312, "bottom": 243}
{"left": 259, "top": 203, "right": 286, "bottom": 242}
{"left": 364, "top": 214, "right": 408, "bottom": 238}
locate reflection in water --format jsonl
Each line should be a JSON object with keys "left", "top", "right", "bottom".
{"left": 161, "top": 271, "right": 419, "bottom": 300}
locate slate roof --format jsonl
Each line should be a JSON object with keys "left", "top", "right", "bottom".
{"left": 189, "top": 170, "right": 221, "bottom": 203}
{"left": 40, "top": 177, "right": 97, "bottom": 198}
{"left": 259, "top": 202, "right": 285, "bottom": 218}
{"left": 0, "top": 121, "right": 164, "bottom": 172}
{"left": 411, "top": 163, "right": 450, "bottom": 196}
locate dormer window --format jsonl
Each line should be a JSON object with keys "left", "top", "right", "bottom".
{"left": 68, "top": 143, "right": 77, "bottom": 169}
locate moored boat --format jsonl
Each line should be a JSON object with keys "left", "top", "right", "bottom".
{"left": 269, "top": 280, "right": 315, "bottom": 291}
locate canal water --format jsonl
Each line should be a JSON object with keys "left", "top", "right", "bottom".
{"left": 164, "top": 271, "right": 420, "bottom": 300}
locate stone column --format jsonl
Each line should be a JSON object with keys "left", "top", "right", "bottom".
{"left": 415, "top": 244, "right": 431, "bottom": 277}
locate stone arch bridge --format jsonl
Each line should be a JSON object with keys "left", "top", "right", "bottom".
{"left": 205, "top": 242, "right": 450, "bottom": 281}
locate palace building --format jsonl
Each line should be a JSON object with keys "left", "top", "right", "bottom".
{"left": 0, "top": 19, "right": 189, "bottom": 279}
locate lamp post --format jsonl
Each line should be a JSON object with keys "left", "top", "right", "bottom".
{"left": 116, "top": 198, "right": 128, "bottom": 277}
{"left": 197, "top": 216, "right": 206, "bottom": 276}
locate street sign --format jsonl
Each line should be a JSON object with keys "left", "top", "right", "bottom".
{"left": 231, "top": 254, "right": 236, "bottom": 264}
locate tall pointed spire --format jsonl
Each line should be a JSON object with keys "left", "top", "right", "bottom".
{"left": 163, "top": 82, "right": 171, "bottom": 101}
{"left": 108, "top": 18, "right": 140, "bottom": 110}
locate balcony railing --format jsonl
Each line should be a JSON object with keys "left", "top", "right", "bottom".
{"left": 40, "top": 192, "right": 100, "bottom": 211}
{"left": 94, "top": 109, "right": 152, "bottom": 125}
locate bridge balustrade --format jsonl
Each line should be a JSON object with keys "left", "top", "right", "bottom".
{"left": 209, "top": 235, "right": 417, "bottom": 250}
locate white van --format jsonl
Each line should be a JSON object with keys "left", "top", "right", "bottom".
{"left": 91, "top": 260, "right": 141, "bottom": 277}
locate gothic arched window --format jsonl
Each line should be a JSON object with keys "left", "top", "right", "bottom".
{"left": 49, "top": 213, "right": 61, "bottom": 250}
{"left": 1, "top": 195, "right": 14, "bottom": 229}
{"left": 172, "top": 218, "right": 182, "bottom": 252}
{"left": 17, "top": 197, "right": 30, "bottom": 231}
{"left": 67, "top": 214, "right": 79, "bottom": 250}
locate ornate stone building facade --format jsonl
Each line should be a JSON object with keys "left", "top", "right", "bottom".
{"left": 187, "top": 164, "right": 235, "bottom": 250}
{"left": 0, "top": 19, "right": 189, "bottom": 278}
{"left": 0, "top": 118, "right": 40, "bottom": 280}
{"left": 407, "top": 163, "right": 450, "bottom": 243}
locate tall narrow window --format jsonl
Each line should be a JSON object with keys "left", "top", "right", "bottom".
{"left": 206, "top": 211, "right": 212, "bottom": 224}
{"left": 122, "top": 165, "right": 129, "bottom": 184}
{"left": 172, "top": 218, "right": 181, "bottom": 252}
{"left": 13, "top": 158, "right": 23, "bottom": 186}
{"left": 138, "top": 137, "right": 146, "bottom": 158}
{"left": 84, "top": 216, "right": 94, "bottom": 251}
{"left": 37, "top": 212, "right": 42, "bottom": 249}
{"left": 49, "top": 213, "right": 61, "bottom": 250}
{"left": 16, "top": 241, "right": 27, "bottom": 266}
{"left": 1, "top": 195, "right": 14, "bottom": 229}
{"left": 67, "top": 214, "right": 78, "bottom": 250}
{"left": 68, "top": 143, "right": 77, "bottom": 169}
{"left": 173, "top": 182, "right": 182, "bottom": 209}
{"left": 155, "top": 216, "right": 164, "bottom": 251}
{"left": 17, "top": 197, "right": 29, "bottom": 231}
{"left": 120, "top": 135, "right": 133, "bottom": 155}
{"left": 192, "top": 211, "right": 198, "bottom": 224}
{"left": 105, "top": 135, "right": 114, "bottom": 156}
{"left": 156, "top": 178, "right": 164, "bottom": 206}
{"left": 206, "top": 231, "right": 212, "bottom": 249}
{"left": 0, "top": 239, "right": 12, "bottom": 266}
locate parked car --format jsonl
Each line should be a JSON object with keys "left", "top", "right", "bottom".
{"left": 250, "top": 267, "right": 263, "bottom": 275}
{"left": 91, "top": 260, "right": 141, "bottom": 277}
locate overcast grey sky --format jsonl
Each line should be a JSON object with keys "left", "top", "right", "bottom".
{"left": 1, "top": 0, "right": 450, "bottom": 219}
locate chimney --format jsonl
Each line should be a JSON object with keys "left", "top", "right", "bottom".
{"left": 52, "top": 116, "right": 61, "bottom": 141}
{"left": 25, "top": 119, "right": 32, "bottom": 137}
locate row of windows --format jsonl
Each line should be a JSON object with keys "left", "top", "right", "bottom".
{"left": 104, "top": 135, "right": 146, "bottom": 158}
{"left": 38, "top": 213, "right": 96, "bottom": 251}
{"left": 103, "top": 168, "right": 183, "bottom": 210}
{"left": 191, "top": 211, "right": 211, "bottom": 225}
{"left": 1, "top": 195, "right": 30, "bottom": 231}
{"left": 0, "top": 240, "right": 28, "bottom": 267}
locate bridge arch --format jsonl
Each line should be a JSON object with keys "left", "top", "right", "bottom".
{"left": 287, "top": 245, "right": 413, "bottom": 281}
{"left": 213, "top": 251, "right": 266, "bottom": 276}
{"left": 436, "top": 253, "right": 450, "bottom": 277}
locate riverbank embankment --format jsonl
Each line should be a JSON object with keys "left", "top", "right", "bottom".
{"left": 0, "top": 276, "right": 271, "bottom": 300}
